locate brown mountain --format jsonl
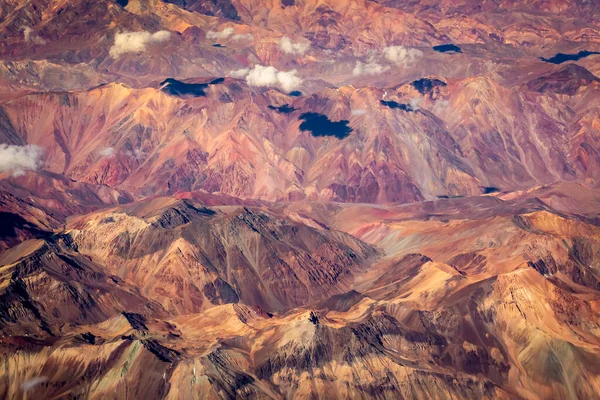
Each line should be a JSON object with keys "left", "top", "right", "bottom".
{"left": 2, "top": 0, "right": 600, "bottom": 399}
{"left": 525, "top": 64, "right": 600, "bottom": 95}
{"left": 2, "top": 185, "right": 600, "bottom": 399}
{"left": 3, "top": 72, "right": 600, "bottom": 202}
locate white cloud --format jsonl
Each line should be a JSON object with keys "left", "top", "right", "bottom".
{"left": 0, "top": 144, "right": 43, "bottom": 176}
{"left": 230, "top": 68, "right": 250, "bottom": 78}
{"left": 237, "top": 65, "right": 303, "bottom": 92}
{"left": 22, "top": 26, "right": 33, "bottom": 42}
{"left": 352, "top": 60, "right": 390, "bottom": 76}
{"left": 351, "top": 109, "right": 367, "bottom": 116}
{"left": 109, "top": 31, "right": 171, "bottom": 58}
{"left": 279, "top": 36, "right": 310, "bottom": 55}
{"left": 206, "top": 27, "right": 234, "bottom": 40}
{"left": 21, "top": 377, "right": 48, "bottom": 392}
{"left": 432, "top": 100, "right": 450, "bottom": 113}
{"left": 232, "top": 33, "right": 254, "bottom": 42}
{"left": 22, "top": 26, "right": 46, "bottom": 45}
{"left": 99, "top": 147, "right": 115, "bottom": 157}
{"left": 409, "top": 97, "right": 423, "bottom": 111}
{"left": 352, "top": 46, "right": 422, "bottom": 76}
{"left": 383, "top": 46, "right": 423, "bottom": 66}
{"left": 207, "top": 28, "right": 253, "bottom": 43}
{"left": 124, "top": 149, "right": 145, "bottom": 160}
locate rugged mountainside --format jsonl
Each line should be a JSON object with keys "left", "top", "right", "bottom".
{"left": 2, "top": 74, "right": 600, "bottom": 203}
{"left": 1, "top": 0, "right": 600, "bottom": 399}
{"left": 2, "top": 185, "right": 600, "bottom": 399}
{"left": 0, "top": 0, "right": 599, "bottom": 203}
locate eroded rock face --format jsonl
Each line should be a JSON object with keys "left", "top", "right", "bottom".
{"left": 1, "top": 187, "right": 600, "bottom": 399}
{"left": 4, "top": 66, "right": 600, "bottom": 204}
{"left": 0, "top": 0, "right": 598, "bottom": 206}
{"left": 2, "top": 0, "right": 600, "bottom": 398}
{"left": 525, "top": 64, "right": 600, "bottom": 95}
{"left": 163, "top": 0, "right": 240, "bottom": 20}
{"left": 48, "top": 199, "right": 378, "bottom": 314}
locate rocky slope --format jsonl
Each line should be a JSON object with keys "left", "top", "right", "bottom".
{"left": 2, "top": 185, "right": 600, "bottom": 399}
{"left": 2, "top": 71, "right": 600, "bottom": 203}
{"left": 2, "top": 0, "right": 600, "bottom": 399}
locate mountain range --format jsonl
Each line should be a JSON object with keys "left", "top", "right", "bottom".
{"left": 1, "top": 0, "right": 600, "bottom": 399}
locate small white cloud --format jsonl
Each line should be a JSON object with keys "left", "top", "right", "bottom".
{"left": 99, "top": 147, "right": 115, "bottom": 157}
{"left": 22, "top": 26, "right": 46, "bottom": 45}
{"left": 242, "top": 65, "right": 303, "bottom": 92}
{"left": 230, "top": 68, "right": 250, "bottom": 78}
{"left": 0, "top": 144, "right": 43, "bottom": 176}
{"left": 206, "top": 27, "right": 234, "bottom": 40}
{"left": 409, "top": 97, "right": 423, "bottom": 111}
{"left": 352, "top": 46, "right": 422, "bottom": 76}
{"left": 124, "top": 149, "right": 144, "bottom": 159}
{"left": 22, "top": 26, "right": 33, "bottom": 42}
{"left": 279, "top": 36, "right": 310, "bottom": 55}
{"left": 353, "top": 60, "right": 390, "bottom": 76}
{"left": 351, "top": 109, "right": 367, "bottom": 116}
{"left": 383, "top": 46, "right": 423, "bottom": 66}
{"left": 109, "top": 31, "right": 171, "bottom": 58}
{"left": 207, "top": 29, "right": 252, "bottom": 44}
{"left": 20, "top": 377, "right": 48, "bottom": 392}
{"left": 432, "top": 100, "right": 450, "bottom": 113}
{"left": 232, "top": 33, "right": 254, "bottom": 42}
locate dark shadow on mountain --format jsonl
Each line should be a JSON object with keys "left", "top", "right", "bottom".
{"left": 268, "top": 104, "right": 297, "bottom": 114}
{"left": 114, "top": 0, "right": 128, "bottom": 7}
{"left": 314, "top": 290, "right": 365, "bottom": 312}
{"left": 289, "top": 91, "right": 303, "bottom": 97}
{"left": 0, "top": 212, "right": 49, "bottom": 240}
{"left": 160, "top": 78, "right": 208, "bottom": 97}
{"left": 122, "top": 312, "right": 148, "bottom": 331}
{"left": 412, "top": 78, "right": 447, "bottom": 95}
{"left": 541, "top": 50, "right": 600, "bottom": 64}
{"left": 482, "top": 186, "right": 500, "bottom": 194}
{"left": 380, "top": 100, "right": 415, "bottom": 112}
{"left": 299, "top": 113, "right": 352, "bottom": 139}
{"left": 433, "top": 44, "right": 462, "bottom": 53}
{"left": 213, "top": 43, "right": 225, "bottom": 48}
